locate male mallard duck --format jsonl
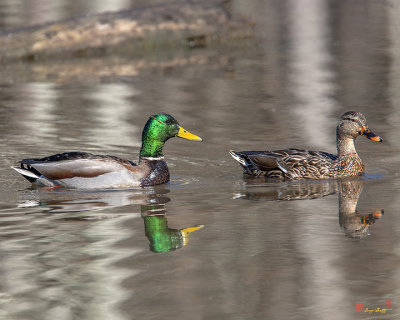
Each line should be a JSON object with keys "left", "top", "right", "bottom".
{"left": 13, "top": 113, "right": 202, "bottom": 189}
{"left": 230, "top": 111, "right": 382, "bottom": 180}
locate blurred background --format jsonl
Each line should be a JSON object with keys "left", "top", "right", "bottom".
{"left": 0, "top": 1, "right": 400, "bottom": 320}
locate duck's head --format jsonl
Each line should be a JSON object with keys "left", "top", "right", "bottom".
{"left": 337, "top": 111, "right": 383, "bottom": 142}
{"left": 144, "top": 113, "right": 202, "bottom": 142}
{"left": 140, "top": 113, "right": 202, "bottom": 158}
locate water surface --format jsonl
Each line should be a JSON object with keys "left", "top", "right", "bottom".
{"left": 1, "top": 1, "right": 400, "bottom": 319}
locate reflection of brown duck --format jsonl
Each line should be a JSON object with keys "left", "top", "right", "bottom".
{"left": 338, "top": 179, "right": 383, "bottom": 238}
{"left": 233, "top": 178, "right": 338, "bottom": 201}
{"left": 234, "top": 178, "right": 383, "bottom": 238}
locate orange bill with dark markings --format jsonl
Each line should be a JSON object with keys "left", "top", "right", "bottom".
{"left": 360, "top": 126, "right": 383, "bottom": 142}
{"left": 372, "top": 210, "right": 384, "bottom": 219}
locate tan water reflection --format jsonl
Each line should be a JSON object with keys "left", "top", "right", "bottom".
{"left": 0, "top": 197, "right": 138, "bottom": 320}
{"left": 0, "top": 188, "right": 204, "bottom": 318}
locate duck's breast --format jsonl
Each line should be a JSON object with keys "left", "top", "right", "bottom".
{"left": 139, "top": 159, "right": 169, "bottom": 187}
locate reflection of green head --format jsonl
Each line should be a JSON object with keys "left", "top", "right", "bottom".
{"left": 143, "top": 215, "right": 204, "bottom": 253}
{"left": 140, "top": 113, "right": 180, "bottom": 158}
{"left": 144, "top": 215, "right": 180, "bottom": 253}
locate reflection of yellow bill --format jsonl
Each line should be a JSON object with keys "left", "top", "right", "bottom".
{"left": 180, "top": 224, "right": 205, "bottom": 246}
{"left": 177, "top": 126, "right": 203, "bottom": 141}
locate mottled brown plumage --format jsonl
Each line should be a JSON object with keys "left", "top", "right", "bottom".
{"left": 230, "top": 111, "right": 382, "bottom": 180}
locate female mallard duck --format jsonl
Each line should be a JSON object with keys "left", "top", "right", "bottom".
{"left": 13, "top": 113, "right": 202, "bottom": 189}
{"left": 230, "top": 111, "right": 382, "bottom": 180}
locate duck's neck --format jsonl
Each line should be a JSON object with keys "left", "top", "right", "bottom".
{"left": 336, "top": 126, "right": 359, "bottom": 158}
{"left": 337, "top": 137, "right": 358, "bottom": 156}
{"left": 139, "top": 139, "right": 165, "bottom": 159}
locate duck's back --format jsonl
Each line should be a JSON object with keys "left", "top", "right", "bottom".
{"left": 230, "top": 148, "right": 338, "bottom": 180}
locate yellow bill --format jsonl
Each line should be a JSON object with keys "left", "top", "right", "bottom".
{"left": 177, "top": 126, "right": 203, "bottom": 141}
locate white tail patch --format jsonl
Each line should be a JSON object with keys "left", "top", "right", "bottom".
{"left": 276, "top": 161, "right": 288, "bottom": 173}
{"left": 229, "top": 150, "right": 247, "bottom": 167}
{"left": 11, "top": 166, "right": 39, "bottom": 179}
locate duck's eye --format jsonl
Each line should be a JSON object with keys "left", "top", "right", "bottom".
{"left": 165, "top": 119, "right": 173, "bottom": 125}
{"left": 359, "top": 126, "right": 371, "bottom": 135}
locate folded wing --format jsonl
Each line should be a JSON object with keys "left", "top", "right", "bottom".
{"left": 19, "top": 152, "right": 137, "bottom": 180}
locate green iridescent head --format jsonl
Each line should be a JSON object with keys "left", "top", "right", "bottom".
{"left": 140, "top": 113, "right": 202, "bottom": 158}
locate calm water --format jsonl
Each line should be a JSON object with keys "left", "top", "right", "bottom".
{"left": 1, "top": 1, "right": 400, "bottom": 319}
